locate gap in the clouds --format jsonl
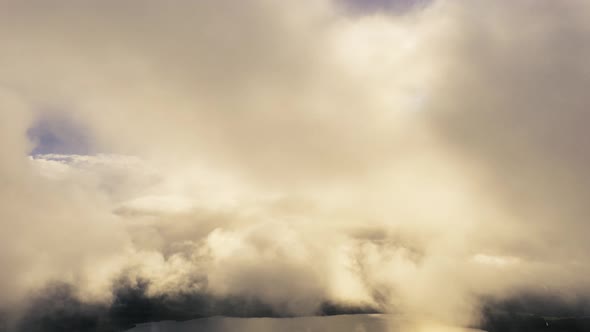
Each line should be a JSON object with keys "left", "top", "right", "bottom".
{"left": 27, "top": 112, "right": 96, "bottom": 156}
{"left": 338, "top": 0, "right": 432, "bottom": 16}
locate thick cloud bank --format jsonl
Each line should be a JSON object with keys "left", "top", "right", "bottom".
{"left": 1, "top": 0, "right": 590, "bottom": 330}
{"left": 126, "top": 315, "right": 483, "bottom": 332}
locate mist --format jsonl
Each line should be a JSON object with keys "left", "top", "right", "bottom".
{"left": 1, "top": 0, "right": 590, "bottom": 331}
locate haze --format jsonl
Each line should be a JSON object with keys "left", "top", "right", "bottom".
{"left": 1, "top": 0, "right": 590, "bottom": 331}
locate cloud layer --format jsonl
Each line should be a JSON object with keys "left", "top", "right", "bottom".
{"left": 1, "top": 0, "right": 590, "bottom": 330}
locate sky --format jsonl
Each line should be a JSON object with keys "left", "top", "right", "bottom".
{"left": 2, "top": 0, "right": 590, "bottom": 331}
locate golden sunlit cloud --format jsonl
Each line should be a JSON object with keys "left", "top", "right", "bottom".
{"left": 1, "top": 0, "right": 590, "bottom": 331}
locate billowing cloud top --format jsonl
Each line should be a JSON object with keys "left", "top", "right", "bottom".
{"left": 1, "top": 0, "right": 590, "bottom": 331}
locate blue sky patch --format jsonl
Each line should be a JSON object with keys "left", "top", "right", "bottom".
{"left": 27, "top": 113, "right": 95, "bottom": 156}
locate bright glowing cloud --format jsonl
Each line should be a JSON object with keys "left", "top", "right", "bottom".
{"left": 1, "top": 0, "right": 590, "bottom": 331}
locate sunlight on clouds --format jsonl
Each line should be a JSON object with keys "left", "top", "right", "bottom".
{"left": 471, "top": 254, "right": 520, "bottom": 267}
{"left": 1, "top": 0, "right": 590, "bottom": 330}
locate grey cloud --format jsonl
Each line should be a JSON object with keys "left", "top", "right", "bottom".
{"left": 428, "top": 0, "right": 590, "bottom": 273}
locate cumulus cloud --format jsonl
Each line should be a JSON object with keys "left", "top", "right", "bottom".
{"left": 1, "top": 0, "right": 590, "bottom": 330}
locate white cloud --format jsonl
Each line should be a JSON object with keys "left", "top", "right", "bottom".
{"left": 1, "top": 0, "right": 590, "bottom": 329}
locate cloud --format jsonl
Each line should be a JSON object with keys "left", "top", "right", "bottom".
{"left": 1, "top": 0, "right": 590, "bottom": 330}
